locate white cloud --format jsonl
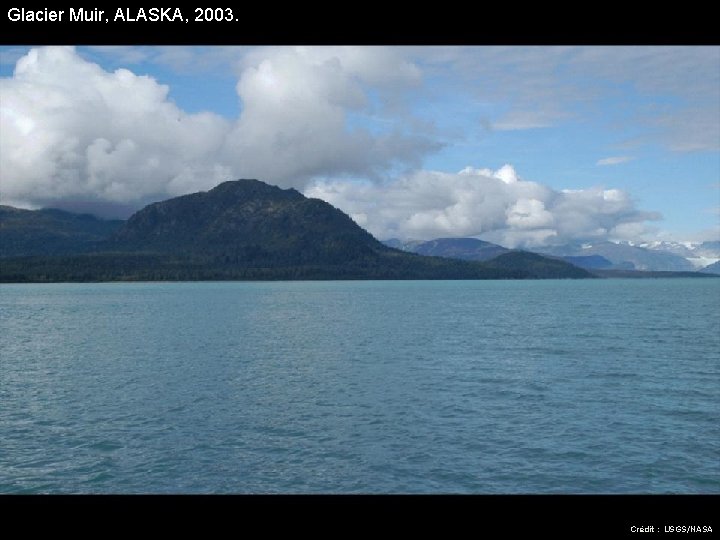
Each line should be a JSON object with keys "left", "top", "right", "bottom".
{"left": 597, "top": 156, "right": 634, "bottom": 166}
{"left": 0, "top": 47, "right": 233, "bottom": 214}
{"left": 223, "top": 46, "right": 436, "bottom": 187}
{"left": 0, "top": 46, "right": 437, "bottom": 216}
{"left": 0, "top": 45, "right": 710, "bottom": 245}
{"left": 306, "top": 165, "right": 661, "bottom": 247}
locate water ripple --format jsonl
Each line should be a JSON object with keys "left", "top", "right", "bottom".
{"left": 1, "top": 279, "right": 718, "bottom": 493}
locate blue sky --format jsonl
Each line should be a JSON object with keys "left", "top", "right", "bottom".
{"left": 1, "top": 46, "right": 718, "bottom": 245}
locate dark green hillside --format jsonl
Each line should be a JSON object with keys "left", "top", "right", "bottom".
{"left": 0, "top": 205, "right": 122, "bottom": 257}
{"left": 110, "top": 180, "right": 381, "bottom": 266}
{"left": 485, "top": 251, "right": 593, "bottom": 279}
{"left": 1, "top": 179, "right": 592, "bottom": 282}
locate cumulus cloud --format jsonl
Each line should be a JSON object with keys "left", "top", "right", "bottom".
{"left": 0, "top": 46, "right": 437, "bottom": 216}
{"left": 305, "top": 165, "right": 661, "bottom": 248}
{"left": 0, "top": 47, "right": 232, "bottom": 214}
{"left": 0, "top": 46, "right": 699, "bottom": 246}
{"left": 597, "top": 156, "right": 634, "bottom": 166}
{"left": 223, "top": 46, "right": 437, "bottom": 186}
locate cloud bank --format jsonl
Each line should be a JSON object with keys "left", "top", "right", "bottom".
{"left": 0, "top": 46, "right": 672, "bottom": 246}
{"left": 306, "top": 165, "right": 661, "bottom": 247}
{"left": 0, "top": 46, "right": 435, "bottom": 216}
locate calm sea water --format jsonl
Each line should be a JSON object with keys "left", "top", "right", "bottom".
{"left": 1, "top": 279, "right": 718, "bottom": 494}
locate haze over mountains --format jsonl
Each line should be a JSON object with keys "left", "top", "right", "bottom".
{"left": 383, "top": 237, "right": 720, "bottom": 273}
{"left": 384, "top": 238, "right": 510, "bottom": 262}
{"left": 0, "top": 179, "right": 592, "bottom": 282}
{"left": 701, "top": 260, "right": 720, "bottom": 275}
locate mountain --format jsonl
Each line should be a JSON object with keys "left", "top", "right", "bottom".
{"left": 593, "top": 269, "right": 718, "bottom": 279}
{"left": 388, "top": 236, "right": 720, "bottom": 272}
{"left": 485, "top": 251, "right": 591, "bottom": 279}
{"left": 699, "top": 241, "right": 720, "bottom": 255}
{"left": 383, "top": 236, "right": 593, "bottom": 276}
{"left": 384, "top": 235, "right": 693, "bottom": 271}
{"left": 110, "top": 179, "right": 380, "bottom": 266}
{"left": 0, "top": 205, "right": 123, "bottom": 257}
{"left": 637, "top": 240, "right": 720, "bottom": 269}
{"left": 383, "top": 238, "right": 425, "bottom": 252}
{"left": 1, "top": 180, "right": 592, "bottom": 282}
{"left": 383, "top": 237, "right": 510, "bottom": 261}
{"left": 700, "top": 260, "right": 720, "bottom": 275}
{"left": 638, "top": 240, "right": 697, "bottom": 258}
{"left": 539, "top": 242, "right": 695, "bottom": 272}
{"left": 558, "top": 255, "right": 613, "bottom": 270}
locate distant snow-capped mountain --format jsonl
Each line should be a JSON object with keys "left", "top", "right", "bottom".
{"left": 700, "top": 260, "right": 720, "bottom": 274}
{"left": 635, "top": 241, "right": 720, "bottom": 269}
{"left": 383, "top": 237, "right": 720, "bottom": 273}
{"left": 539, "top": 242, "right": 696, "bottom": 272}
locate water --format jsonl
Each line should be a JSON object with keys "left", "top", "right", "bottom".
{"left": 1, "top": 279, "right": 718, "bottom": 494}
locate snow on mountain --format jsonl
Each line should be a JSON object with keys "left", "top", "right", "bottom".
{"left": 637, "top": 240, "right": 720, "bottom": 269}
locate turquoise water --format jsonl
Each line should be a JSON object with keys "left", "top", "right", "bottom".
{"left": 1, "top": 279, "right": 718, "bottom": 493}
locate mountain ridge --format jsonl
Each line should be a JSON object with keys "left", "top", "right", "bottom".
{"left": 384, "top": 236, "right": 714, "bottom": 272}
{"left": 700, "top": 260, "right": 720, "bottom": 274}
{"left": 0, "top": 179, "right": 591, "bottom": 282}
{"left": 392, "top": 237, "right": 511, "bottom": 262}
{"left": 0, "top": 205, "right": 123, "bottom": 257}
{"left": 109, "top": 179, "right": 382, "bottom": 266}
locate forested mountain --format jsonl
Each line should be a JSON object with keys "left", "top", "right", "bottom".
{"left": 0, "top": 180, "right": 592, "bottom": 282}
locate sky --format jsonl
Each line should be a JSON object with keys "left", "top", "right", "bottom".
{"left": 1, "top": 45, "right": 718, "bottom": 247}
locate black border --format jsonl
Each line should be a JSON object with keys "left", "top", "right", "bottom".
{"left": 3, "top": 495, "right": 718, "bottom": 536}
{"left": 1, "top": 6, "right": 718, "bottom": 45}
{"left": 2, "top": 6, "right": 718, "bottom": 535}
